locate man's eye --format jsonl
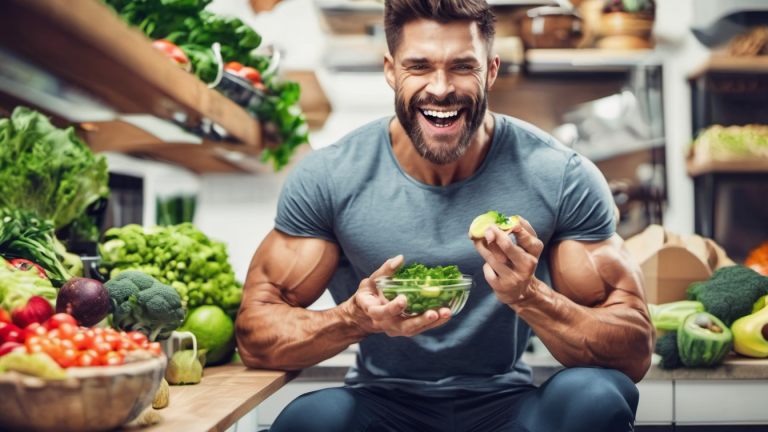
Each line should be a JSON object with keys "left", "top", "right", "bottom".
{"left": 408, "top": 65, "right": 427, "bottom": 70}
{"left": 455, "top": 65, "right": 474, "bottom": 70}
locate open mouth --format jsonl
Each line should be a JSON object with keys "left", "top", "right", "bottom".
{"left": 418, "top": 108, "right": 464, "bottom": 129}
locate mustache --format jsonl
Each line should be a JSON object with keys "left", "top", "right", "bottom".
{"left": 408, "top": 93, "right": 475, "bottom": 110}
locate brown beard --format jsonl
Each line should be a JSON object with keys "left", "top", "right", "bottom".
{"left": 395, "top": 87, "right": 488, "bottom": 165}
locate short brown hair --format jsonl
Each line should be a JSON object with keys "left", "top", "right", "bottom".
{"left": 384, "top": 0, "right": 496, "bottom": 59}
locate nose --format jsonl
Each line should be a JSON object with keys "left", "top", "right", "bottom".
{"left": 425, "top": 69, "right": 454, "bottom": 99}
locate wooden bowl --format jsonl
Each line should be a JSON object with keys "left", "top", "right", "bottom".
{"left": 600, "top": 12, "right": 654, "bottom": 39}
{"left": 0, "top": 355, "right": 167, "bottom": 432}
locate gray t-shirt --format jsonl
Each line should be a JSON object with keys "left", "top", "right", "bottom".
{"left": 275, "top": 114, "right": 615, "bottom": 396}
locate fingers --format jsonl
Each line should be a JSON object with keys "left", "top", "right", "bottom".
{"left": 370, "top": 254, "right": 404, "bottom": 280}
{"left": 513, "top": 217, "right": 543, "bottom": 257}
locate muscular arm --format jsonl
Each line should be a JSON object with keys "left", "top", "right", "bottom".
{"left": 235, "top": 229, "right": 368, "bottom": 370}
{"left": 516, "top": 234, "right": 655, "bottom": 383}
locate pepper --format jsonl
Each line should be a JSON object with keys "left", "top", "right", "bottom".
{"left": 732, "top": 303, "right": 768, "bottom": 358}
{"left": 8, "top": 258, "right": 47, "bottom": 279}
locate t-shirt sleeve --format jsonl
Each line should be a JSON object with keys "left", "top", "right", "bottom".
{"left": 274, "top": 152, "right": 336, "bottom": 243}
{"left": 551, "top": 153, "right": 616, "bottom": 242}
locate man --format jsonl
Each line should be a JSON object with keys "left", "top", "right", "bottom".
{"left": 235, "top": 0, "right": 655, "bottom": 430}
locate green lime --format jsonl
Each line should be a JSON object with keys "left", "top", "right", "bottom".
{"left": 180, "top": 305, "right": 235, "bottom": 366}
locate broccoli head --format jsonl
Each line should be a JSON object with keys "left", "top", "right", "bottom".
{"left": 105, "top": 270, "right": 186, "bottom": 341}
{"left": 686, "top": 266, "right": 768, "bottom": 327}
{"left": 654, "top": 330, "right": 683, "bottom": 370}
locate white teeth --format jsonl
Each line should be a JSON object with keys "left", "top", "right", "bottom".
{"left": 422, "top": 109, "right": 458, "bottom": 118}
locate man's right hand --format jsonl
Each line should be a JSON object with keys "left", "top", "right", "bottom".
{"left": 347, "top": 255, "right": 452, "bottom": 337}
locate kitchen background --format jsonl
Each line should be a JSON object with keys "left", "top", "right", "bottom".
{"left": 2, "top": 0, "right": 768, "bottom": 430}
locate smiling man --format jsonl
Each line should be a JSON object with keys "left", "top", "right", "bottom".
{"left": 235, "top": 1, "right": 655, "bottom": 431}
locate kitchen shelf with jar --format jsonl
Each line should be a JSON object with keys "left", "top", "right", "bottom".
{"left": 0, "top": 0, "right": 273, "bottom": 174}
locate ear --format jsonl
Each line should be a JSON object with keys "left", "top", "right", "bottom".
{"left": 486, "top": 54, "right": 500, "bottom": 90}
{"left": 384, "top": 53, "right": 396, "bottom": 91}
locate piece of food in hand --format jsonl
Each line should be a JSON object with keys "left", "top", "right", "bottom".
{"left": 165, "top": 349, "right": 205, "bottom": 385}
{"left": 0, "top": 352, "right": 66, "bottom": 378}
{"left": 11, "top": 296, "right": 54, "bottom": 329}
{"left": 56, "top": 278, "right": 110, "bottom": 327}
{"left": 469, "top": 211, "right": 520, "bottom": 239}
{"left": 677, "top": 312, "right": 733, "bottom": 368}
{"left": 104, "top": 271, "right": 186, "bottom": 341}
{"left": 731, "top": 302, "right": 768, "bottom": 358}
{"left": 153, "top": 378, "right": 170, "bottom": 409}
{"left": 152, "top": 39, "right": 191, "bottom": 71}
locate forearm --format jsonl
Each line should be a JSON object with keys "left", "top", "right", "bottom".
{"left": 513, "top": 280, "right": 654, "bottom": 382}
{"left": 236, "top": 285, "right": 368, "bottom": 370}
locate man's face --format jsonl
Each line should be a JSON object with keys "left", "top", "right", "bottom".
{"left": 386, "top": 18, "right": 498, "bottom": 165}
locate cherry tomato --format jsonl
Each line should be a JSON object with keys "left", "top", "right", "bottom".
{"left": 76, "top": 351, "right": 101, "bottom": 367}
{"left": 59, "top": 339, "right": 76, "bottom": 351}
{"left": 104, "top": 332, "right": 121, "bottom": 350}
{"left": 44, "top": 313, "right": 77, "bottom": 330}
{"left": 100, "top": 351, "right": 124, "bottom": 366}
{"left": 238, "top": 67, "right": 261, "bottom": 84}
{"left": 25, "top": 335, "right": 48, "bottom": 349}
{"left": 224, "top": 61, "right": 243, "bottom": 72}
{"left": 128, "top": 332, "right": 148, "bottom": 346}
{"left": 118, "top": 339, "right": 139, "bottom": 351}
{"left": 55, "top": 348, "right": 78, "bottom": 368}
{"left": 56, "top": 323, "right": 77, "bottom": 340}
{"left": 0, "top": 321, "right": 22, "bottom": 343}
{"left": 147, "top": 342, "right": 162, "bottom": 355}
{"left": 24, "top": 322, "right": 48, "bottom": 340}
{"left": 152, "top": 39, "right": 191, "bottom": 71}
{"left": 92, "top": 341, "right": 112, "bottom": 356}
{"left": 71, "top": 332, "right": 93, "bottom": 350}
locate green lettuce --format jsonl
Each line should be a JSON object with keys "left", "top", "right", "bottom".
{"left": 0, "top": 107, "right": 109, "bottom": 233}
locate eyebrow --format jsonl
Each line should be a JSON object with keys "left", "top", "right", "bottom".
{"left": 451, "top": 56, "right": 480, "bottom": 65}
{"left": 400, "top": 56, "right": 480, "bottom": 65}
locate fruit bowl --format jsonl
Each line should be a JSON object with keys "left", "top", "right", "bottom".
{"left": 375, "top": 275, "right": 473, "bottom": 316}
{"left": 0, "top": 355, "right": 167, "bottom": 432}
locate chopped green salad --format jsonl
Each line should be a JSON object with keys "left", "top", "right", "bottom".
{"left": 382, "top": 263, "right": 469, "bottom": 316}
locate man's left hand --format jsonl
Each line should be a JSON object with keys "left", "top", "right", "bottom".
{"left": 470, "top": 216, "right": 544, "bottom": 306}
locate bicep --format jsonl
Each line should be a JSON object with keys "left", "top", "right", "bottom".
{"left": 244, "top": 229, "right": 341, "bottom": 308}
{"left": 549, "top": 234, "right": 647, "bottom": 311}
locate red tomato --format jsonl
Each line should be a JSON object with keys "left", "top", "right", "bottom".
{"left": 0, "top": 308, "right": 11, "bottom": 323}
{"left": 147, "top": 342, "right": 162, "bottom": 355}
{"left": 56, "top": 323, "right": 77, "bottom": 340}
{"left": 71, "top": 332, "right": 91, "bottom": 350}
{"left": 100, "top": 351, "right": 124, "bottom": 366}
{"left": 103, "top": 332, "right": 121, "bottom": 350}
{"left": 128, "top": 331, "right": 148, "bottom": 346}
{"left": 92, "top": 341, "right": 112, "bottom": 356}
{"left": 44, "top": 313, "right": 77, "bottom": 330}
{"left": 224, "top": 61, "right": 243, "bottom": 72}
{"left": 152, "top": 39, "right": 191, "bottom": 71}
{"left": 118, "top": 339, "right": 139, "bottom": 351}
{"left": 76, "top": 351, "right": 101, "bottom": 367}
{"left": 0, "top": 321, "right": 22, "bottom": 343}
{"left": 24, "top": 322, "right": 48, "bottom": 340}
{"left": 55, "top": 348, "right": 78, "bottom": 368}
{"left": 25, "top": 335, "right": 47, "bottom": 349}
{"left": 238, "top": 67, "right": 261, "bottom": 84}
{"left": 59, "top": 338, "right": 76, "bottom": 351}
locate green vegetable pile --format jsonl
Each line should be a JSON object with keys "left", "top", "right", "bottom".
{"left": 0, "top": 209, "right": 74, "bottom": 287}
{"left": 101, "top": 0, "right": 308, "bottom": 171}
{"left": 381, "top": 263, "right": 469, "bottom": 316}
{"left": 686, "top": 266, "right": 768, "bottom": 327}
{"left": 99, "top": 223, "right": 242, "bottom": 317}
{"left": 105, "top": 271, "right": 186, "bottom": 341}
{"left": 691, "top": 124, "right": 768, "bottom": 162}
{"left": 0, "top": 107, "right": 109, "bottom": 240}
{"left": 0, "top": 257, "right": 57, "bottom": 313}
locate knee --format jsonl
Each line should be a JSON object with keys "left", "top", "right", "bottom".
{"left": 549, "top": 368, "right": 639, "bottom": 427}
{"left": 269, "top": 388, "right": 357, "bottom": 432}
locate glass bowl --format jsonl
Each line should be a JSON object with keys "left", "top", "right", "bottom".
{"left": 374, "top": 275, "right": 473, "bottom": 317}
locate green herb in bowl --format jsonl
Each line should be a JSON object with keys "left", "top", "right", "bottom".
{"left": 375, "top": 263, "right": 473, "bottom": 316}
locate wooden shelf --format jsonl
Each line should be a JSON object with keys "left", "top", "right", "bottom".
{"left": 525, "top": 49, "right": 659, "bottom": 73}
{"left": 0, "top": 0, "right": 269, "bottom": 173}
{"left": 687, "top": 156, "right": 768, "bottom": 178}
{"left": 689, "top": 55, "right": 768, "bottom": 80}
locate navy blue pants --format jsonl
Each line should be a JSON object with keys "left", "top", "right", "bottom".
{"left": 269, "top": 368, "right": 638, "bottom": 432}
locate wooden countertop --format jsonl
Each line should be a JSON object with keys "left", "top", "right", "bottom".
{"left": 118, "top": 364, "right": 299, "bottom": 432}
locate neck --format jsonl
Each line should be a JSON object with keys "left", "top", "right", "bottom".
{"left": 390, "top": 112, "right": 495, "bottom": 186}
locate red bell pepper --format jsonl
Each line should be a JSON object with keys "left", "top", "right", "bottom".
{"left": 11, "top": 296, "right": 54, "bottom": 329}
